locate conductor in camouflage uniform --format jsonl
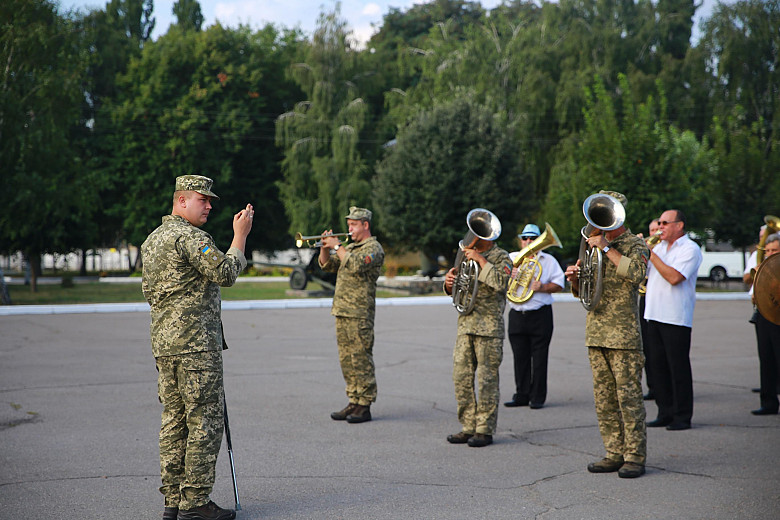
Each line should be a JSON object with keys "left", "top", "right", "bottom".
{"left": 565, "top": 190, "right": 649, "bottom": 479}
{"left": 142, "top": 175, "right": 253, "bottom": 520}
{"left": 444, "top": 225, "right": 513, "bottom": 448}
{"left": 319, "top": 207, "right": 385, "bottom": 424}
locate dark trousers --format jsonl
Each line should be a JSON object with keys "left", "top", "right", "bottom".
{"left": 646, "top": 320, "right": 693, "bottom": 424}
{"left": 639, "top": 295, "right": 655, "bottom": 394}
{"left": 755, "top": 312, "right": 780, "bottom": 412}
{"left": 508, "top": 305, "right": 553, "bottom": 405}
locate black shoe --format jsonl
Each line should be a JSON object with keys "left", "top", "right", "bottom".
{"left": 504, "top": 394, "right": 528, "bottom": 407}
{"left": 177, "top": 501, "right": 235, "bottom": 520}
{"left": 467, "top": 433, "right": 493, "bottom": 447}
{"left": 646, "top": 417, "right": 673, "bottom": 427}
{"left": 504, "top": 399, "right": 529, "bottom": 407}
{"left": 751, "top": 387, "right": 760, "bottom": 393}
{"left": 529, "top": 402, "right": 544, "bottom": 409}
{"left": 643, "top": 391, "right": 655, "bottom": 400}
{"left": 331, "top": 402, "right": 357, "bottom": 421}
{"left": 346, "top": 404, "right": 372, "bottom": 423}
{"left": 163, "top": 507, "right": 179, "bottom": 520}
{"left": 587, "top": 458, "right": 623, "bottom": 473}
{"left": 666, "top": 422, "right": 691, "bottom": 431}
{"left": 751, "top": 407, "right": 778, "bottom": 415}
{"left": 446, "top": 431, "right": 473, "bottom": 444}
{"left": 618, "top": 462, "right": 646, "bottom": 478}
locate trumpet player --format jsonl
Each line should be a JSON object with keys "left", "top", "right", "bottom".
{"left": 643, "top": 209, "right": 702, "bottom": 431}
{"left": 504, "top": 224, "right": 565, "bottom": 410}
{"left": 319, "top": 207, "right": 385, "bottom": 424}
{"left": 564, "top": 191, "right": 650, "bottom": 478}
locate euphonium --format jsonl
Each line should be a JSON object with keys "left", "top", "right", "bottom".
{"left": 452, "top": 208, "right": 502, "bottom": 315}
{"left": 577, "top": 193, "right": 626, "bottom": 311}
{"left": 638, "top": 231, "right": 662, "bottom": 295}
{"left": 506, "top": 223, "right": 562, "bottom": 304}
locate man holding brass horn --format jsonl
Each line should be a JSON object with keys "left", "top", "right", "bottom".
{"left": 444, "top": 209, "right": 512, "bottom": 448}
{"left": 142, "top": 175, "right": 252, "bottom": 520}
{"left": 564, "top": 191, "right": 650, "bottom": 478}
{"left": 643, "top": 209, "right": 702, "bottom": 431}
{"left": 504, "top": 224, "right": 564, "bottom": 410}
{"left": 319, "top": 207, "right": 385, "bottom": 424}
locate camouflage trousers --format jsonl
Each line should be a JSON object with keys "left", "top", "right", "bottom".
{"left": 156, "top": 351, "right": 224, "bottom": 510}
{"left": 335, "top": 317, "right": 377, "bottom": 406}
{"left": 588, "top": 347, "right": 647, "bottom": 465}
{"left": 453, "top": 334, "right": 504, "bottom": 435}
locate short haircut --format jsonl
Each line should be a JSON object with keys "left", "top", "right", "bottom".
{"left": 767, "top": 233, "right": 780, "bottom": 246}
{"left": 672, "top": 209, "right": 686, "bottom": 226}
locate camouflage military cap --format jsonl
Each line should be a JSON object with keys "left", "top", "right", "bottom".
{"left": 175, "top": 175, "right": 219, "bottom": 199}
{"left": 599, "top": 190, "right": 627, "bottom": 207}
{"left": 345, "top": 206, "right": 372, "bottom": 222}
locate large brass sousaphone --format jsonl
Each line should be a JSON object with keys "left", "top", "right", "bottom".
{"left": 506, "top": 223, "right": 562, "bottom": 304}
{"left": 452, "top": 208, "right": 502, "bottom": 315}
{"left": 577, "top": 193, "right": 626, "bottom": 311}
{"left": 754, "top": 250, "right": 780, "bottom": 326}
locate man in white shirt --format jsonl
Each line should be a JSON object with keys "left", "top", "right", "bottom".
{"left": 504, "top": 224, "right": 565, "bottom": 410}
{"left": 644, "top": 209, "right": 703, "bottom": 431}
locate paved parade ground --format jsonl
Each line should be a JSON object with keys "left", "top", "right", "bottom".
{"left": 1, "top": 297, "right": 778, "bottom": 519}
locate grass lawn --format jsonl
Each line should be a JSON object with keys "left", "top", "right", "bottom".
{"left": 5, "top": 280, "right": 417, "bottom": 305}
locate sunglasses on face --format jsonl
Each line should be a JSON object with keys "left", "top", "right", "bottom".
{"left": 657, "top": 220, "right": 680, "bottom": 226}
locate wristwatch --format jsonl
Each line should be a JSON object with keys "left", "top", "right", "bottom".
{"left": 602, "top": 245, "right": 611, "bottom": 254}
{"left": 333, "top": 244, "right": 341, "bottom": 251}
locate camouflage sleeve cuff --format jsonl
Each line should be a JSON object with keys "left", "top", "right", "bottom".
{"left": 616, "top": 255, "right": 631, "bottom": 277}
{"left": 477, "top": 261, "right": 494, "bottom": 283}
{"left": 226, "top": 247, "right": 247, "bottom": 270}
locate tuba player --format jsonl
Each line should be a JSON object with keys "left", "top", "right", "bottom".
{"left": 564, "top": 190, "right": 650, "bottom": 478}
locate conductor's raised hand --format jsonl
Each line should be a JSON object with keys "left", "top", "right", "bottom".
{"left": 233, "top": 204, "right": 254, "bottom": 238}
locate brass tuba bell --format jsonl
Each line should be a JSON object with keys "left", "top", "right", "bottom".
{"left": 506, "top": 223, "right": 562, "bottom": 304}
{"left": 577, "top": 193, "right": 626, "bottom": 311}
{"left": 451, "top": 208, "right": 502, "bottom": 315}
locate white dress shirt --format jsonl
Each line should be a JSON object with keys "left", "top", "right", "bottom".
{"left": 644, "top": 234, "right": 703, "bottom": 328}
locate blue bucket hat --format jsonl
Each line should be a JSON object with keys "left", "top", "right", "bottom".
{"left": 518, "top": 224, "right": 541, "bottom": 239}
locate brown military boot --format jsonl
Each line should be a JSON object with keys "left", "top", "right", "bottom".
{"left": 176, "top": 500, "right": 235, "bottom": 520}
{"left": 346, "top": 404, "right": 372, "bottom": 423}
{"left": 467, "top": 433, "right": 493, "bottom": 447}
{"left": 587, "top": 457, "right": 623, "bottom": 473}
{"left": 331, "top": 402, "right": 357, "bottom": 421}
{"left": 446, "top": 431, "right": 473, "bottom": 444}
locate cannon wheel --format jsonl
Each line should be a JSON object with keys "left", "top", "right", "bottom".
{"left": 289, "top": 267, "right": 308, "bottom": 290}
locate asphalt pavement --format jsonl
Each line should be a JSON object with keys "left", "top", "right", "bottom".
{"left": 1, "top": 296, "right": 778, "bottom": 519}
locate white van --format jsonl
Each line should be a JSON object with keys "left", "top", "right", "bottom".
{"left": 696, "top": 240, "right": 749, "bottom": 281}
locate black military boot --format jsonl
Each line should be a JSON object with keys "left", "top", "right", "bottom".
{"left": 177, "top": 500, "right": 235, "bottom": 520}
{"left": 163, "top": 506, "right": 178, "bottom": 520}
{"left": 331, "top": 402, "right": 357, "bottom": 421}
{"left": 346, "top": 404, "right": 372, "bottom": 423}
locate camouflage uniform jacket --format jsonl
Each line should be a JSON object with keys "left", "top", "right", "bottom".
{"left": 573, "top": 231, "right": 649, "bottom": 350}
{"left": 141, "top": 215, "right": 247, "bottom": 358}
{"left": 320, "top": 236, "right": 385, "bottom": 322}
{"left": 455, "top": 245, "right": 513, "bottom": 338}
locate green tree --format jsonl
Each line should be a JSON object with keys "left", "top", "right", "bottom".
{"left": 373, "top": 93, "right": 533, "bottom": 263}
{"left": 275, "top": 5, "right": 370, "bottom": 236}
{"left": 0, "top": 0, "right": 93, "bottom": 290}
{"left": 699, "top": 0, "right": 780, "bottom": 132}
{"left": 545, "top": 75, "right": 716, "bottom": 258}
{"left": 173, "top": 0, "right": 203, "bottom": 32}
{"left": 106, "top": 23, "right": 303, "bottom": 252}
{"left": 710, "top": 109, "right": 780, "bottom": 249}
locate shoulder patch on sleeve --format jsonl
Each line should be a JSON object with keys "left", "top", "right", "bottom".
{"left": 503, "top": 265, "right": 512, "bottom": 275}
{"left": 364, "top": 253, "right": 375, "bottom": 264}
